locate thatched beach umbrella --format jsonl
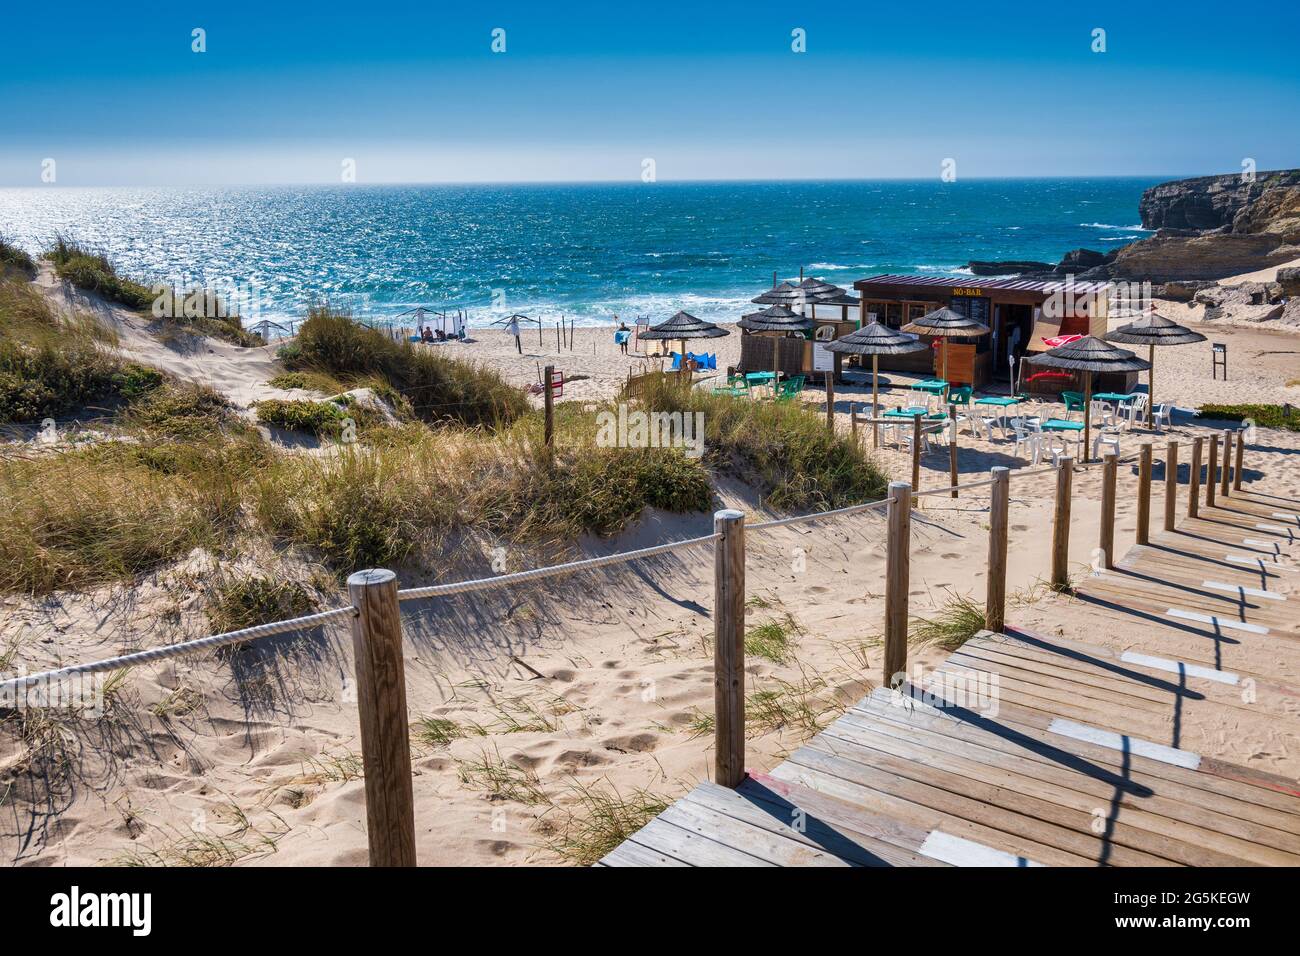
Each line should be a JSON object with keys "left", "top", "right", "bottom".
{"left": 825, "top": 321, "right": 928, "bottom": 446}
{"left": 639, "top": 310, "right": 729, "bottom": 372}
{"left": 737, "top": 304, "right": 814, "bottom": 333}
{"left": 1105, "top": 311, "right": 1206, "bottom": 426}
{"left": 1027, "top": 335, "right": 1151, "bottom": 461}
{"left": 902, "top": 306, "right": 991, "bottom": 384}
{"left": 752, "top": 277, "right": 844, "bottom": 320}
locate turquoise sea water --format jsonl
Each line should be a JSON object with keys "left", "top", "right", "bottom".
{"left": 0, "top": 179, "right": 1159, "bottom": 326}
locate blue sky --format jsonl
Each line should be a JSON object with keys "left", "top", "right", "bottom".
{"left": 2, "top": 0, "right": 1297, "bottom": 184}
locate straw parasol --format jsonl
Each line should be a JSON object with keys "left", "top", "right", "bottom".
{"left": 737, "top": 304, "right": 813, "bottom": 333}
{"left": 639, "top": 311, "right": 729, "bottom": 372}
{"left": 1105, "top": 311, "right": 1206, "bottom": 426}
{"left": 902, "top": 306, "right": 991, "bottom": 384}
{"left": 752, "top": 277, "right": 845, "bottom": 320}
{"left": 825, "top": 321, "right": 928, "bottom": 446}
{"left": 1026, "top": 335, "right": 1151, "bottom": 460}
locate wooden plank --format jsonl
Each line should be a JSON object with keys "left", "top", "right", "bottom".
{"left": 659, "top": 799, "right": 850, "bottom": 867}
{"left": 627, "top": 818, "right": 775, "bottom": 867}
{"left": 600, "top": 838, "right": 691, "bottom": 867}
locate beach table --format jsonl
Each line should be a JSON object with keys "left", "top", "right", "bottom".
{"left": 1042, "top": 418, "right": 1085, "bottom": 456}
{"left": 882, "top": 407, "right": 947, "bottom": 451}
{"left": 974, "top": 395, "right": 1020, "bottom": 435}
{"left": 744, "top": 370, "right": 780, "bottom": 398}
{"left": 909, "top": 378, "right": 949, "bottom": 410}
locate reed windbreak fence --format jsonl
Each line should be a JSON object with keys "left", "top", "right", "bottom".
{"left": 0, "top": 426, "right": 1253, "bottom": 866}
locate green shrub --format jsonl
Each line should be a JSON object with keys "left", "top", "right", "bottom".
{"left": 124, "top": 382, "right": 241, "bottom": 440}
{"left": 255, "top": 399, "right": 349, "bottom": 437}
{"left": 1197, "top": 404, "right": 1299, "bottom": 433}
{"left": 631, "top": 372, "right": 888, "bottom": 512}
{"left": 284, "top": 306, "right": 528, "bottom": 428}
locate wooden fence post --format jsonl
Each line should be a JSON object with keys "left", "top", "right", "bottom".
{"left": 543, "top": 364, "right": 555, "bottom": 454}
{"left": 1099, "top": 449, "right": 1117, "bottom": 570}
{"left": 1136, "top": 443, "right": 1152, "bottom": 546}
{"left": 911, "top": 416, "right": 921, "bottom": 497}
{"left": 1206, "top": 433, "right": 1219, "bottom": 508}
{"left": 948, "top": 403, "right": 959, "bottom": 499}
{"left": 1234, "top": 426, "right": 1245, "bottom": 491}
{"left": 712, "top": 509, "right": 746, "bottom": 788}
{"left": 1164, "top": 440, "right": 1178, "bottom": 532}
{"left": 1220, "top": 429, "right": 1232, "bottom": 498}
{"left": 1051, "top": 456, "right": 1074, "bottom": 589}
{"left": 985, "top": 467, "right": 1010, "bottom": 633}
{"left": 825, "top": 373, "right": 835, "bottom": 432}
{"left": 347, "top": 569, "right": 417, "bottom": 867}
{"left": 883, "top": 481, "right": 912, "bottom": 689}
{"left": 1188, "top": 437, "right": 1202, "bottom": 519}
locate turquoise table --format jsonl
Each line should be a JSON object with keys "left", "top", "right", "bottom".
{"left": 1042, "top": 418, "right": 1083, "bottom": 432}
{"left": 974, "top": 395, "right": 1021, "bottom": 435}
{"left": 883, "top": 407, "right": 946, "bottom": 420}
{"left": 1092, "top": 392, "right": 1136, "bottom": 404}
{"left": 909, "top": 379, "right": 949, "bottom": 408}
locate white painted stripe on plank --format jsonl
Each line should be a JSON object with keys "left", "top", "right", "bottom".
{"left": 1256, "top": 523, "right": 1291, "bottom": 533}
{"left": 1271, "top": 512, "right": 1299, "bottom": 521}
{"left": 1165, "top": 608, "right": 1270, "bottom": 634}
{"left": 1201, "top": 580, "right": 1286, "bottom": 600}
{"left": 1119, "top": 651, "right": 1240, "bottom": 686}
{"left": 919, "top": 830, "right": 1045, "bottom": 868}
{"left": 1242, "top": 539, "right": 1283, "bottom": 550}
{"left": 1047, "top": 718, "right": 1202, "bottom": 770}
{"left": 1226, "top": 555, "right": 1297, "bottom": 571}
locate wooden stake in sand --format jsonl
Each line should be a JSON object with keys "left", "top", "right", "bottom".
{"left": 985, "top": 467, "right": 1010, "bottom": 633}
{"left": 948, "top": 403, "right": 958, "bottom": 499}
{"left": 1137, "top": 443, "right": 1152, "bottom": 546}
{"left": 825, "top": 373, "right": 835, "bottom": 431}
{"left": 347, "top": 569, "right": 416, "bottom": 867}
{"left": 1220, "top": 429, "right": 1232, "bottom": 498}
{"left": 1233, "top": 427, "right": 1245, "bottom": 491}
{"left": 1051, "top": 456, "right": 1074, "bottom": 589}
{"left": 1188, "top": 437, "right": 1203, "bottom": 518}
{"left": 712, "top": 509, "right": 746, "bottom": 788}
{"left": 1206, "top": 433, "right": 1219, "bottom": 509}
{"left": 883, "top": 480, "right": 912, "bottom": 688}
{"left": 543, "top": 364, "right": 555, "bottom": 455}
{"left": 1164, "top": 440, "right": 1178, "bottom": 531}
{"left": 1099, "top": 449, "right": 1117, "bottom": 570}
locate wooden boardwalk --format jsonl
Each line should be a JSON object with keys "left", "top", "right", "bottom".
{"left": 600, "top": 489, "right": 1300, "bottom": 867}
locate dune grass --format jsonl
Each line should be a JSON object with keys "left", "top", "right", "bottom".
{"left": 542, "top": 781, "right": 671, "bottom": 865}
{"left": 205, "top": 575, "right": 319, "bottom": 637}
{"left": 632, "top": 372, "right": 888, "bottom": 512}
{"left": 44, "top": 235, "right": 154, "bottom": 311}
{"left": 281, "top": 306, "right": 529, "bottom": 428}
{"left": 1198, "top": 403, "right": 1300, "bottom": 433}
{"left": 744, "top": 614, "right": 800, "bottom": 664}
{"left": 0, "top": 234, "right": 35, "bottom": 274}
{"left": 254, "top": 398, "right": 351, "bottom": 437}
{"left": 910, "top": 592, "right": 987, "bottom": 650}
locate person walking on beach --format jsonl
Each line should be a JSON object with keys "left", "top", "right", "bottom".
{"left": 506, "top": 314, "right": 522, "bottom": 353}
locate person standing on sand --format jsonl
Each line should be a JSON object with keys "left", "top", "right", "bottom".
{"left": 506, "top": 314, "right": 522, "bottom": 353}
{"left": 616, "top": 319, "right": 630, "bottom": 355}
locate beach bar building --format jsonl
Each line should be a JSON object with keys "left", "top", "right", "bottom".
{"left": 850, "top": 274, "right": 1114, "bottom": 391}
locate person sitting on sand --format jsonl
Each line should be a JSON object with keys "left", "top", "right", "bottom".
{"left": 420, "top": 326, "right": 434, "bottom": 343}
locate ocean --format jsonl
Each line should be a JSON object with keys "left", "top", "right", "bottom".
{"left": 0, "top": 178, "right": 1158, "bottom": 327}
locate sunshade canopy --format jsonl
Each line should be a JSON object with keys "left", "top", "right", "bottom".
{"left": 737, "top": 304, "right": 814, "bottom": 333}
{"left": 639, "top": 310, "right": 730, "bottom": 340}
{"left": 824, "top": 321, "right": 928, "bottom": 356}
{"left": 902, "top": 306, "right": 990, "bottom": 338}
{"left": 1105, "top": 312, "right": 1208, "bottom": 347}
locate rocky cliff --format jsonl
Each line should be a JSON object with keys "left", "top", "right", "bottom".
{"left": 1106, "top": 170, "right": 1300, "bottom": 282}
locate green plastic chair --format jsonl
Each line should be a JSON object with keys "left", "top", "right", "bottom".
{"left": 1061, "top": 391, "right": 1085, "bottom": 420}
{"left": 773, "top": 375, "right": 805, "bottom": 401}
{"left": 947, "top": 385, "right": 973, "bottom": 407}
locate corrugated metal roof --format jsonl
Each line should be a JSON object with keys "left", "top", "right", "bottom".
{"left": 855, "top": 273, "right": 1112, "bottom": 295}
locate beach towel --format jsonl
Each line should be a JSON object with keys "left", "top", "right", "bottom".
{"left": 614, "top": 330, "right": 631, "bottom": 344}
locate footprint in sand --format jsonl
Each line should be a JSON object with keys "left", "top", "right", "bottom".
{"left": 601, "top": 732, "right": 660, "bottom": 754}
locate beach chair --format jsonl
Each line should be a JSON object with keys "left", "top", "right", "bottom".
{"left": 773, "top": 375, "right": 805, "bottom": 402}
{"left": 1151, "top": 402, "right": 1174, "bottom": 431}
{"left": 1093, "top": 428, "right": 1123, "bottom": 459}
{"left": 1122, "top": 395, "right": 1148, "bottom": 429}
{"left": 712, "top": 373, "right": 749, "bottom": 398}
{"left": 1010, "top": 418, "right": 1045, "bottom": 465}
{"left": 1061, "top": 391, "right": 1086, "bottom": 421}
{"left": 1090, "top": 399, "right": 1117, "bottom": 428}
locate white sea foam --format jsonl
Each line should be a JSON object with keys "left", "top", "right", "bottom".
{"left": 1080, "top": 222, "right": 1151, "bottom": 230}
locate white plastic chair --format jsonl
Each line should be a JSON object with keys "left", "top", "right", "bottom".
{"left": 1010, "top": 418, "right": 1044, "bottom": 464}
{"left": 1122, "top": 395, "right": 1147, "bottom": 430}
{"left": 1091, "top": 400, "right": 1116, "bottom": 427}
{"left": 959, "top": 410, "right": 998, "bottom": 441}
{"left": 1152, "top": 403, "right": 1174, "bottom": 430}
{"left": 1093, "top": 428, "right": 1123, "bottom": 459}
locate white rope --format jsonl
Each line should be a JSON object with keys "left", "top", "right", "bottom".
{"left": 0, "top": 606, "right": 357, "bottom": 693}
{"left": 913, "top": 475, "right": 1001, "bottom": 498}
{"left": 749, "top": 497, "right": 891, "bottom": 531}
{"left": 396, "top": 532, "right": 721, "bottom": 601}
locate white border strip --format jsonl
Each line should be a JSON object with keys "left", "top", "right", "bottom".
{"left": 1165, "top": 609, "right": 1270, "bottom": 634}
{"left": 1256, "top": 523, "right": 1291, "bottom": 533}
{"left": 1047, "top": 718, "right": 1202, "bottom": 770}
{"left": 1119, "top": 651, "right": 1240, "bottom": 686}
{"left": 1242, "top": 539, "right": 1283, "bottom": 550}
{"left": 1226, "top": 555, "right": 1296, "bottom": 572}
{"left": 920, "top": 830, "right": 1045, "bottom": 867}
{"left": 1201, "top": 580, "right": 1286, "bottom": 601}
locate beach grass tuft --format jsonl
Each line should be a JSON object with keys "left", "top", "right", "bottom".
{"left": 910, "top": 591, "right": 986, "bottom": 650}
{"left": 744, "top": 613, "right": 800, "bottom": 663}
{"left": 44, "top": 235, "right": 155, "bottom": 311}
{"left": 542, "top": 780, "right": 670, "bottom": 865}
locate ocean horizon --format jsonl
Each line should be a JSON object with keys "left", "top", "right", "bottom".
{"left": 0, "top": 178, "right": 1160, "bottom": 327}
